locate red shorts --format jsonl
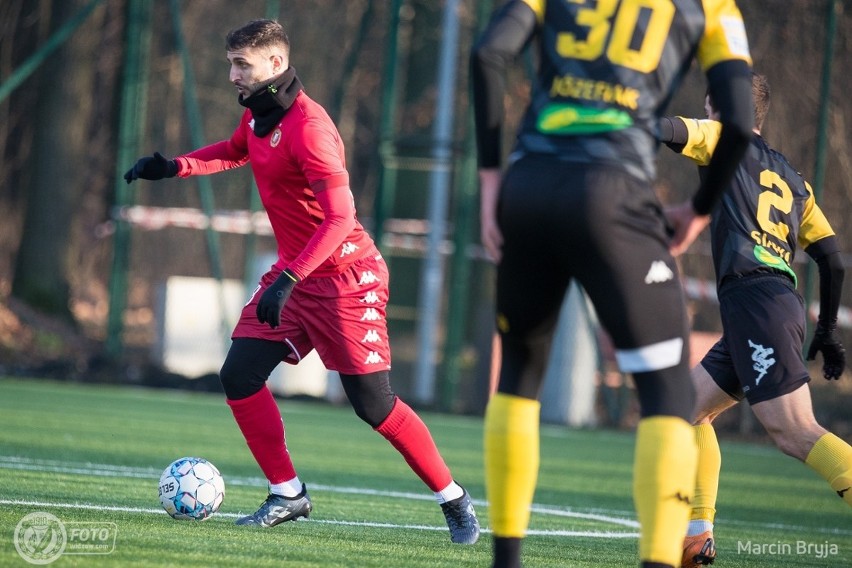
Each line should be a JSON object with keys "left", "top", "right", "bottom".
{"left": 233, "top": 249, "right": 392, "bottom": 375}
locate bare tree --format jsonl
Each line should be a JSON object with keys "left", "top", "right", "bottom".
{"left": 11, "top": 0, "right": 100, "bottom": 320}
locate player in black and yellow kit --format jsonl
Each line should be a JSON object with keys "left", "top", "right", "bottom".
{"left": 471, "top": 1, "right": 753, "bottom": 567}
{"left": 660, "top": 73, "right": 851, "bottom": 568}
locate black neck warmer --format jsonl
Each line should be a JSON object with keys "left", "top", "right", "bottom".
{"left": 238, "top": 67, "right": 304, "bottom": 137}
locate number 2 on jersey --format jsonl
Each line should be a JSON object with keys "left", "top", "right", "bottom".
{"left": 756, "top": 169, "right": 792, "bottom": 241}
{"left": 557, "top": 0, "right": 675, "bottom": 73}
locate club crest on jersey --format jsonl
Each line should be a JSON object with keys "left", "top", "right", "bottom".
{"left": 270, "top": 127, "right": 282, "bottom": 147}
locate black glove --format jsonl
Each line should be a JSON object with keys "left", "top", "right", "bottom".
{"left": 256, "top": 269, "right": 299, "bottom": 329}
{"left": 124, "top": 152, "right": 178, "bottom": 184}
{"left": 806, "top": 322, "right": 846, "bottom": 380}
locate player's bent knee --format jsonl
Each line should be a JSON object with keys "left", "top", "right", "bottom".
{"left": 767, "top": 429, "right": 804, "bottom": 460}
{"left": 219, "top": 357, "right": 266, "bottom": 400}
{"left": 340, "top": 371, "right": 396, "bottom": 428}
{"left": 765, "top": 424, "right": 822, "bottom": 461}
{"left": 219, "top": 338, "right": 290, "bottom": 400}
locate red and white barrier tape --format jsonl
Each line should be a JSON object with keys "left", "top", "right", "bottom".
{"left": 110, "top": 205, "right": 273, "bottom": 235}
{"left": 105, "top": 205, "right": 851, "bottom": 328}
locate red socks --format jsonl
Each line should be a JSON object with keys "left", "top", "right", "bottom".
{"left": 228, "top": 389, "right": 451, "bottom": 493}
{"left": 375, "top": 398, "right": 453, "bottom": 492}
{"left": 226, "top": 387, "right": 297, "bottom": 484}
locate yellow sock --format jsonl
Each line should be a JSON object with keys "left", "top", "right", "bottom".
{"left": 805, "top": 433, "right": 852, "bottom": 507}
{"left": 634, "top": 416, "right": 698, "bottom": 566}
{"left": 691, "top": 423, "right": 720, "bottom": 524}
{"left": 484, "top": 393, "right": 540, "bottom": 538}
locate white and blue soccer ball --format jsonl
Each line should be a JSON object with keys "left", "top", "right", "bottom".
{"left": 158, "top": 457, "right": 225, "bottom": 520}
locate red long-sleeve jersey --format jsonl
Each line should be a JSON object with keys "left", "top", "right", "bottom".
{"left": 175, "top": 90, "right": 375, "bottom": 280}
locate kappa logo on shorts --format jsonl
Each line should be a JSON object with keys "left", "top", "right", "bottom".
{"left": 361, "top": 291, "right": 379, "bottom": 304}
{"left": 341, "top": 242, "right": 359, "bottom": 257}
{"left": 362, "top": 330, "right": 381, "bottom": 343}
{"left": 364, "top": 351, "right": 384, "bottom": 365}
{"left": 359, "top": 271, "right": 380, "bottom": 285}
{"left": 644, "top": 260, "right": 674, "bottom": 284}
{"left": 748, "top": 339, "right": 776, "bottom": 385}
{"left": 361, "top": 308, "right": 381, "bottom": 321}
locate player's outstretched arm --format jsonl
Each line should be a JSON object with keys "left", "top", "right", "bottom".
{"left": 124, "top": 152, "right": 179, "bottom": 184}
{"left": 658, "top": 116, "right": 690, "bottom": 153}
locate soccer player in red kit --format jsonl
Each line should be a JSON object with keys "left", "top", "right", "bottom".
{"left": 124, "top": 18, "right": 479, "bottom": 544}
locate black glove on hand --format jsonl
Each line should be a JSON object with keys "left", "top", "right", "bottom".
{"left": 806, "top": 322, "right": 846, "bottom": 380}
{"left": 256, "top": 269, "right": 299, "bottom": 329}
{"left": 124, "top": 152, "right": 178, "bottom": 184}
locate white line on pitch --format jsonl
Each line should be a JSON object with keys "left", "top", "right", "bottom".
{"left": 3, "top": 455, "right": 849, "bottom": 537}
{"left": 0, "top": 455, "right": 639, "bottom": 530}
{"left": 0, "top": 499, "right": 639, "bottom": 539}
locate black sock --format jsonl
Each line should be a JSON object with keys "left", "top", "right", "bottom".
{"left": 493, "top": 537, "right": 522, "bottom": 568}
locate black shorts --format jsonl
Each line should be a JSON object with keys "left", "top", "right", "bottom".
{"left": 701, "top": 273, "right": 810, "bottom": 405}
{"left": 496, "top": 155, "right": 689, "bottom": 373}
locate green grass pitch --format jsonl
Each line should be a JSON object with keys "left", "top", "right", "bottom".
{"left": 0, "top": 378, "right": 849, "bottom": 567}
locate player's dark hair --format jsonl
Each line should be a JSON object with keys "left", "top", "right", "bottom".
{"left": 706, "top": 71, "right": 770, "bottom": 130}
{"left": 751, "top": 72, "right": 770, "bottom": 130}
{"left": 226, "top": 19, "right": 289, "bottom": 56}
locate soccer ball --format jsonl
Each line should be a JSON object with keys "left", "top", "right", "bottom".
{"left": 158, "top": 457, "right": 225, "bottom": 520}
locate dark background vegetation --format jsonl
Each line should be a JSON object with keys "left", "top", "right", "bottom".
{"left": 1, "top": 0, "right": 850, "bottom": 436}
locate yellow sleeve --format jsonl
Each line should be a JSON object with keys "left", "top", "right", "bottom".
{"left": 697, "top": 0, "right": 752, "bottom": 70}
{"left": 798, "top": 181, "right": 836, "bottom": 248}
{"left": 677, "top": 118, "right": 722, "bottom": 166}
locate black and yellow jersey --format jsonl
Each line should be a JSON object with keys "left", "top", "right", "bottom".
{"left": 675, "top": 118, "right": 835, "bottom": 287}
{"left": 474, "top": 0, "right": 751, "bottom": 182}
